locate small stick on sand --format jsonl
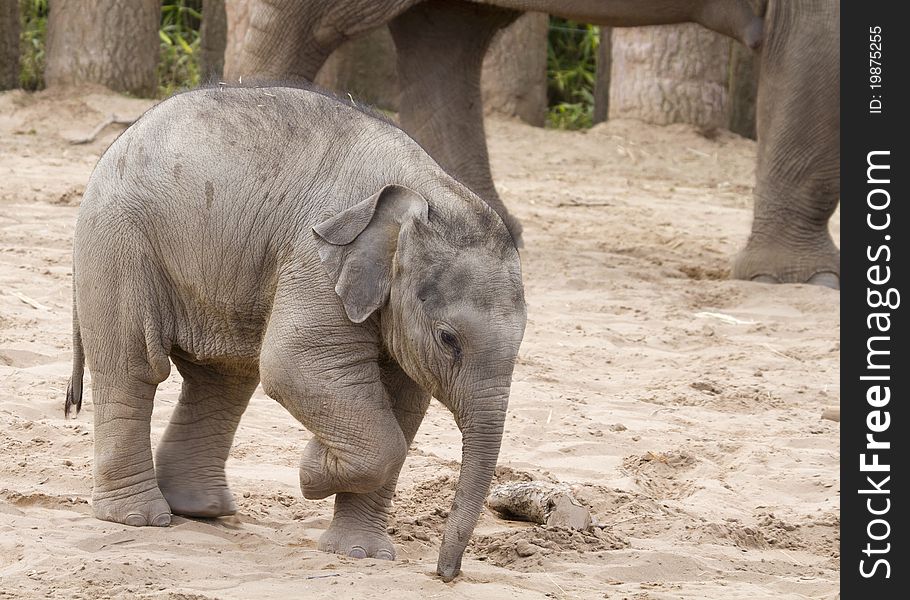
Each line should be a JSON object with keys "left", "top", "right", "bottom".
{"left": 98, "top": 538, "right": 136, "bottom": 550}
{"left": 69, "top": 114, "right": 135, "bottom": 145}
{"left": 544, "top": 572, "right": 571, "bottom": 598}
{"left": 486, "top": 481, "right": 592, "bottom": 530}
{"left": 686, "top": 147, "right": 711, "bottom": 158}
{"left": 761, "top": 343, "right": 803, "bottom": 362}
{"left": 695, "top": 311, "right": 757, "bottom": 326}
{"left": 556, "top": 199, "right": 613, "bottom": 208}
{"left": 10, "top": 291, "right": 50, "bottom": 311}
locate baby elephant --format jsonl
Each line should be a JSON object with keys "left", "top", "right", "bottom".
{"left": 66, "top": 85, "right": 527, "bottom": 581}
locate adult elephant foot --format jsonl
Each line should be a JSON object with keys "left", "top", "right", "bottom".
{"left": 732, "top": 236, "right": 840, "bottom": 289}
{"left": 317, "top": 491, "right": 396, "bottom": 560}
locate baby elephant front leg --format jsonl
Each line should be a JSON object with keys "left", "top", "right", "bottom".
{"left": 298, "top": 418, "right": 408, "bottom": 561}
{"left": 318, "top": 383, "right": 431, "bottom": 560}
{"left": 298, "top": 422, "right": 407, "bottom": 500}
{"left": 259, "top": 304, "right": 413, "bottom": 559}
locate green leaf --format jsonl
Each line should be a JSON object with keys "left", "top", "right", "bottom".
{"left": 177, "top": 35, "right": 193, "bottom": 54}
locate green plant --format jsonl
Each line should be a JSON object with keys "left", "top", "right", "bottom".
{"left": 19, "top": 0, "right": 48, "bottom": 91}
{"left": 546, "top": 18, "right": 599, "bottom": 130}
{"left": 157, "top": 0, "right": 202, "bottom": 97}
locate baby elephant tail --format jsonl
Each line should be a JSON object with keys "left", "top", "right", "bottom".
{"left": 65, "top": 298, "right": 84, "bottom": 418}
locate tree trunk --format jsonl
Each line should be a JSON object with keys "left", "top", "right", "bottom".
{"left": 315, "top": 27, "right": 400, "bottom": 111}
{"left": 727, "top": 42, "right": 758, "bottom": 139}
{"left": 609, "top": 23, "right": 732, "bottom": 130}
{"left": 199, "top": 0, "right": 227, "bottom": 82}
{"left": 480, "top": 11, "right": 547, "bottom": 127}
{"left": 222, "top": 0, "right": 252, "bottom": 82}
{"left": 45, "top": 0, "right": 159, "bottom": 96}
{"left": 592, "top": 27, "right": 612, "bottom": 124}
{"left": 0, "top": 0, "right": 18, "bottom": 90}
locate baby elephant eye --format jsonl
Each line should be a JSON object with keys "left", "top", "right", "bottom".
{"left": 438, "top": 330, "right": 462, "bottom": 358}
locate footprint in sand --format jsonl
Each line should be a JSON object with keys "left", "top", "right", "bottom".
{"left": 0, "top": 348, "right": 55, "bottom": 368}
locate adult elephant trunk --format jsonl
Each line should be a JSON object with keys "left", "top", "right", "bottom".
{"left": 436, "top": 389, "right": 509, "bottom": 581}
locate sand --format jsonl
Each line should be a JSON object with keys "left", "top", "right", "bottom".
{"left": 0, "top": 86, "right": 839, "bottom": 599}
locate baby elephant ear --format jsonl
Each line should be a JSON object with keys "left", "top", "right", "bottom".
{"left": 313, "top": 184, "right": 429, "bottom": 323}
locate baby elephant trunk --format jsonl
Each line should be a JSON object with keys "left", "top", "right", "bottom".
{"left": 436, "top": 392, "right": 508, "bottom": 582}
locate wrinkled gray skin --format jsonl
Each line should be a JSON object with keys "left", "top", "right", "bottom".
{"left": 67, "top": 86, "right": 527, "bottom": 582}
{"left": 230, "top": 0, "right": 839, "bottom": 288}
{"left": 731, "top": 0, "right": 839, "bottom": 288}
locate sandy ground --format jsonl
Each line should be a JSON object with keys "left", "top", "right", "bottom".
{"left": 0, "top": 87, "right": 839, "bottom": 599}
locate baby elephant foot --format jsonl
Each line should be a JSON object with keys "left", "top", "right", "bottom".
{"left": 318, "top": 522, "right": 396, "bottom": 560}
{"left": 93, "top": 485, "right": 172, "bottom": 527}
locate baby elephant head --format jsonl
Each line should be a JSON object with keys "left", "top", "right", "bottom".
{"left": 313, "top": 183, "right": 527, "bottom": 580}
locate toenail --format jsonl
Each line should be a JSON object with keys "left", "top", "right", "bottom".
{"left": 124, "top": 514, "right": 146, "bottom": 527}
{"left": 349, "top": 546, "right": 367, "bottom": 559}
{"left": 375, "top": 549, "right": 394, "bottom": 561}
{"left": 151, "top": 513, "right": 172, "bottom": 527}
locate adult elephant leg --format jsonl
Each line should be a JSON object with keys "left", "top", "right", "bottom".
{"left": 228, "top": 0, "right": 420, "bottom": 82}
{"left": 226, "top": 0, "right": 321, "bottom": 81}
{"left": 732, "top": 0, "right": 840, "bottom": 287}
{"left": 318, "top": 359, "right": 430, "bottom": 560}
{"left": 155, "top": 356, "right": 258, "bottom": 518}
{"left": 390, "top": 1, "right": 525, "bottom": 246}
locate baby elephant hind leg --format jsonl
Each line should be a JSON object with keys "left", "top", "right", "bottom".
{"left": 155, "top": 357, "right": 257, "bottom": 518}
{"left": 91, "top": 374, "right": 171, "bottom": 527}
